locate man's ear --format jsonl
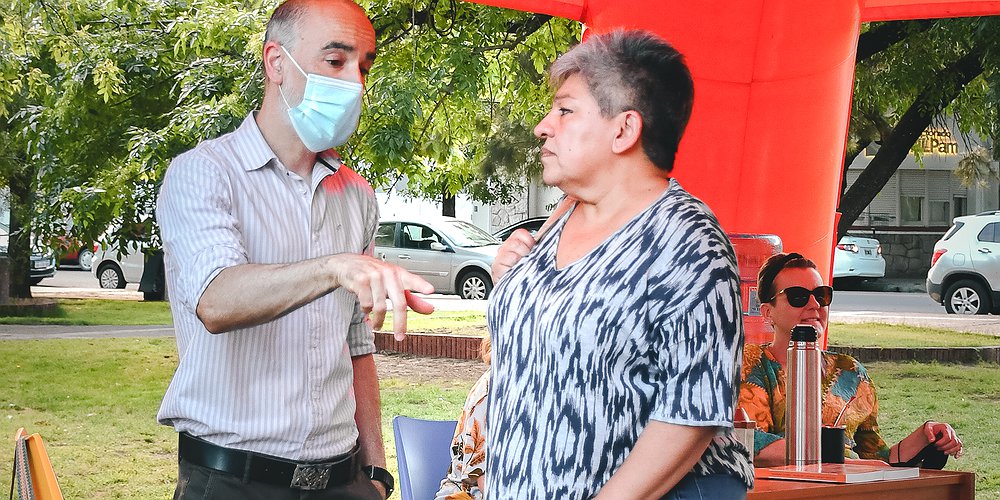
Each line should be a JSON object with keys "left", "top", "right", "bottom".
{"left": 611, "top": 110, "right": 643, "bottom": 154}
{"left": 263, "top": 41, "right": 284, "bottom": 84}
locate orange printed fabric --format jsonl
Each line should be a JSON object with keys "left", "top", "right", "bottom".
{"left": 435, "top": 370, "right": 490, "bottom": 500}
{"left": 739, "top": 344, "right": 890, "bottom": 461}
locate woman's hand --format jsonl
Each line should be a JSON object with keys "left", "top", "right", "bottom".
{"left": 922, "top": 421, "right": 963, "bottom": 457}
{"left": 491, "top": 229, "right": 536, "bottom": 283}
{"left": 891, "top": 420, "right": 964, "bottom": 464}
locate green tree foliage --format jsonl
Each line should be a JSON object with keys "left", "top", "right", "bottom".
{"left": 1, "top": 0, "right": 577, "bottom": 297}
{"left": 2, "top": 0, "right": 268, "bottom": 297}
{"left": 840, "top": 17, "right": 1000, "bottom": 237}
{"left": 355, "top": 1, "right": 578, "bottom": 211}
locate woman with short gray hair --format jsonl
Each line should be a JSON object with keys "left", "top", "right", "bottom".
{"left": 486, "top": 30, "right": 752, "bottom": 499}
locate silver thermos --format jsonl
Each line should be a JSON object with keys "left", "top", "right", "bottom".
{"left": 785, "top": 324, "right": 821, "bottom": 465}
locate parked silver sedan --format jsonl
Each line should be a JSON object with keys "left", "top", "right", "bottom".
{"left": 91, "top": 242, "right": 166, "bottom": 301}
{"left": 376, "top": 217, "right": 499, "bottom": 300}
{"left": 92, "top": 243, "right": 145, "bottom": 289}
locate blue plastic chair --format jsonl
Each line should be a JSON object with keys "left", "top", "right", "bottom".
{"left": 393, "top": 416, "right": 458, "bottom": 500}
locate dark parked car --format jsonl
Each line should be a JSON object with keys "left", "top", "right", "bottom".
{"left": 28, "top": 253, "right": 57, "bottom": 285}
{"left": 491, "top": 216, "right": 547, "bottom": 241}
{"left": 0, "top": 222, "right": 57, "bottom": 285}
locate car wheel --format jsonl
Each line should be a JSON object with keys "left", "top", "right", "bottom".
{"left": 944, "top": 279, "right": 991, "bottom": 315}
{"left": 77, "top": 248, "right": 95, "bottom": 272}
{"left": 97, "top": 263, "right": 127, "bottom": 289}
{"left": 459, "top": 270, "right": 492, "bottom": 300}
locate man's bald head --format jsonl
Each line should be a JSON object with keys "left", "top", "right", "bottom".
{"left": 264, "top": 0, "right": 367, "bottom": 50}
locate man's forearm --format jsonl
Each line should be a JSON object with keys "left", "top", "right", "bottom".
{"left": 197, "top": 258, "right": 337, "bottom": 333}
{"left": 352, "top": 353, "right": 387, "bottom": 468}
{"left": 196, "top": 253, "right": 435, "bottom": 336}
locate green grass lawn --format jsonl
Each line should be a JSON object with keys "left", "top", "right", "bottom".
{"left": 869, "top": 361, "right": 1000, "bottom": 499}
{"left": 0, "top": 299, "right": 173, "bottom": 325}
{"left": 387, "top": 309, "right": 488, "bottom": 336}
{"left": 829, "top": 322, "right": 1000, "bottom": 347}
{"left": 0, "top": 338, "right": 472, "bottom": 500}
{"left": 0, "top": 338, "right": 998, "bottom": 499}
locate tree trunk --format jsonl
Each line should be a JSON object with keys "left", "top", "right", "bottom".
{"left": 7, "top": 164, "right": 36, "bottom": 298}
{"left": 837, "top": 48, "right": 984, "bottom": 239}
{"left": 841, "top": 141, "right": 870, "bottom": 198}
{"left": 442, "top": 191, "right": 456, "bottom": 217}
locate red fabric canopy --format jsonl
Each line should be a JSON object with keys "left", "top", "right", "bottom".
{"left": 466, "top": 0, "right": 1000, "bottom": 343}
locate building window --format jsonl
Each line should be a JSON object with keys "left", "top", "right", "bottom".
{"left": 930, "top": 201, "right": 950, "bottom": 224}
{"left": 953, "top": 196, "right": 968, "bottom": 218}
{"left": 900, "top": 196, "right": 924, "bottom": 224}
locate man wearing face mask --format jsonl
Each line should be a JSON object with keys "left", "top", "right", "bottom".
{"left": 155, "top": 1, "right": 432, "bottom": 499}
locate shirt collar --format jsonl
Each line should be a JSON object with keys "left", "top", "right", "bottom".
{"left": 233, "top": 112, "right": 278, "bottom": 172}
{"left": 235, "top": 112, "right": 344, "bottom": 178}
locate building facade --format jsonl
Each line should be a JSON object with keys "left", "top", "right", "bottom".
{"left": 844, "top": 123, "right": 998, "bottom": 278}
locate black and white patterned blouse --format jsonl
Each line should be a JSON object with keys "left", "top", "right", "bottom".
{"left": 486, "top": 179, "right": 753, "bottom": 498}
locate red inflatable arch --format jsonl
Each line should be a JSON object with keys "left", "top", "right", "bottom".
{"left": 467, "top": 0, "right": 1000, "bottom": 343}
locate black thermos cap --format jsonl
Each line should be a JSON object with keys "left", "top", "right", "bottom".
{"left": 791, "top": 324, "right": 818, "bottom": 342}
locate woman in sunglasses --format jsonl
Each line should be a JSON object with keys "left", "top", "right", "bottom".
{"left": 740, "top": 252, "right": 964, "bottom": 468}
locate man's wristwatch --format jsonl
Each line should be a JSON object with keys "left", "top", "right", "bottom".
{"left": 365, "top": 465, "right": 394, "bottom": 498}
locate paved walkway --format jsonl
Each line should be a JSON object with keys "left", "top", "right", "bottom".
{"left": 0, "top": 324, "right": 174, "bottom": 340}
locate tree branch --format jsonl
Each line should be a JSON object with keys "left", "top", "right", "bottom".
{"left": 856, "top": 20, "right": 934, "bottom": 63}
{"left": 837, "top": 46, "right": 984, "bottom": 237}
{"left": 475, "top": 15, "right": 552, "bottom": 53}
{"left": 374, "top": 3, "right": 551, "bottom": 50}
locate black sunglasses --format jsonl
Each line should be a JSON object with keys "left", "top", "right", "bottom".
{"left": 774, "top": 286, "right": 834, "bottom": 308}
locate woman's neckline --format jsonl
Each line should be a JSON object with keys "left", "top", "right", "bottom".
{"left": 552, "top": 180, "right": 676, "bottom": 271}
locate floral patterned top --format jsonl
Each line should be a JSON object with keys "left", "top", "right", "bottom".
{"left": 435, "top": 369, "right": 490, "bottom": 500}
{"left": 739, "top": 344, "right": 890, "bottom": 461}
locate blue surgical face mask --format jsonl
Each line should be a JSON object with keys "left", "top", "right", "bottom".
{"left": 278, "top": 45, "right": 363, "bottom": 152}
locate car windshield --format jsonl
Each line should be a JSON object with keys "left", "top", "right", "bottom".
{"left": 440, "top": 220, "right": 499, "bottom": 248}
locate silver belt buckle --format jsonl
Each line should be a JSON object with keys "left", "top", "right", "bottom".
{"left": 290, "top": 463, "right": 332, "bottom": 490}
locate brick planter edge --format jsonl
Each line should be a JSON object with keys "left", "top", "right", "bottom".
{"left": 829, "top": 345, "right": 1000, "bottom": 364}
{"left": 374, "top": 331, "right": 483, "bottom": 360}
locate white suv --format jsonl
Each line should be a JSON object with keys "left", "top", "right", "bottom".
{"left": 927, "top": 211, "right": 1000, "bottom": 314}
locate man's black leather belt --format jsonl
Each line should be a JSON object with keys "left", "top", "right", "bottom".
{"left": 178, "top": 433, "right": 360, "bottom": 490}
